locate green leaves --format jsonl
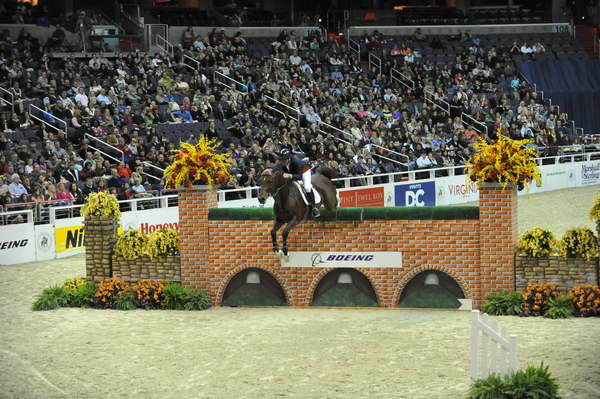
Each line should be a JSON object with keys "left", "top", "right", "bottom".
{"left": 32, "top": 286, "right": 69, "bottom": 311}
{"left": 469, "top": 363, "right": 561, "bottom": 399}
{"left": 544, "top": 296, "right": 573, "bottom": 320}
{"left": 482, "top": 290, "right": 523, "bottom": 316}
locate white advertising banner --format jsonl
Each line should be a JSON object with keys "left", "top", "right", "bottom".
{"left": 0, "top": 222, "right": 36, "bottom": 265}
{"left": 280, "top": 252, "right": 403, "bottom": 268}
{"left": 577, "top": 161, "right": 600, "bottom": 187}
{"left": 436, "top": 175, "right": 478, "bottom": 205}
{"left": 121, "top": 207, "right": 179, "bottom": 233}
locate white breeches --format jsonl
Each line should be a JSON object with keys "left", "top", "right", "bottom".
{"left": 302, "top": 167, "right": 312, "bottom": 192}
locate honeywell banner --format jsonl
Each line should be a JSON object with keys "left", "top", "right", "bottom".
{"left": 281, "top": 252, "right": 402, "bottom": 268}
{"left": 120, "top": 207, "right": 179, "bottom": 233}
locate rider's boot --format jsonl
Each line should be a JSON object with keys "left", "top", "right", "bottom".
{"left": 306, "top": 190, "right": 320, "bottom": 218}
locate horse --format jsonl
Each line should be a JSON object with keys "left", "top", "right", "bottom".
{"left": 258, "top": 167, "right": 338, "bottom": 256}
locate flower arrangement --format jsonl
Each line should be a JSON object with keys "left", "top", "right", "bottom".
{"left": 521, "top": 282, "right": 559, "bottom": 316}
{"left": 590, "top": 194, "right": 600, "bottom": 237}
{"left": 163, "top": 136, "right": 233, "bottom": 188}
{"left": 517, "top": 228, "right": 556, "bottom": 257}
{"left": 63, "top": 276, "right": 87, "bottom": 291}
{"left": 568, "top": 284, "right": 600, "bottom": 317}
{"left": 93, "top": 277, "right": 130, "bottom": 309}
{"left": 147, "top": 228, "right": 180, "bottom": 259}
{"left": 558, "top": 227, "right": 598, "bottom": 261}
{"left": 81, "top": 191, "right": 121, "bottom": 219}
{"left": 466, "top": 131, "right": 541, "bottom": 189}
{"left": 114, "top": 229, "right": 149, "bottom": 260}
{"left": 132, "top": 279, "right": 166, "bottom": 309}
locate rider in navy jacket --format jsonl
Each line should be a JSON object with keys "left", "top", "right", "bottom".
{"left": 273, "top": 148, "right": 320, "bottom": 217}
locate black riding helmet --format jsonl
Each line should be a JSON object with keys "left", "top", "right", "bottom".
{"left": 279, "top": 148, "right": 291, "bottom": 160}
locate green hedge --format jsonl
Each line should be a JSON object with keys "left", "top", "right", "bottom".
{"left": 209, "top": 206, "right": 479, "bottom": 221}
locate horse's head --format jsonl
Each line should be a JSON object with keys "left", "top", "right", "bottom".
{"left": 257, "top": 168, "right": 274, "bottom": 205}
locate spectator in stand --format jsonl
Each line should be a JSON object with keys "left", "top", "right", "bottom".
{"left": 81, "top": 177, "right": 96, "bottom": 199}
{"left": 56, "top": 182, "right": 74, "bottom": 202}
{"left": 9, "top": 174, "right": 27, "bottom": 198}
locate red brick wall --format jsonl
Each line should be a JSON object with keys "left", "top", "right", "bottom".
{"left": 178, "top": 185, "right": 517, "bottom": 309}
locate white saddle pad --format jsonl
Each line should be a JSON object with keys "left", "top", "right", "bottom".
{"left": 294, "top": 181, "right": 321, "bottom": 206}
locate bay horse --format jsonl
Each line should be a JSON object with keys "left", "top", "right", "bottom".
{"left": 258, "top": 167, "right": 338, "bottom": 256}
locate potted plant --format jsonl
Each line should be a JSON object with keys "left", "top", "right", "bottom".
{"left": 466, "top": 128, "right": 541, "bottom": 190}
{"left": 163, "top": 136, "right": 233, "bottom": 190}
{"left": 81, "top": 191, "right": 121, "bottom": 221}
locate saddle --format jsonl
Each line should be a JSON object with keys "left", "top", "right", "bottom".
{"left": 293, "top": 181, "right": 321, "bottom": 206}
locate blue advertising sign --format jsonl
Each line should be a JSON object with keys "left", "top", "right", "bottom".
{"left": 394, "top": 181, "right": 436, "bottom": 207}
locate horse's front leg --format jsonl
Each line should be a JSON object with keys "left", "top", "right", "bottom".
{"left": 271, "top": 219, "right": 285, "bottom": 253}
{"left": 282, "top": 216, "right": 301, "bottom": 256}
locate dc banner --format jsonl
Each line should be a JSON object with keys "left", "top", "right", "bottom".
{"left": 394, "top": 181, "right": 436, "bottom": 207}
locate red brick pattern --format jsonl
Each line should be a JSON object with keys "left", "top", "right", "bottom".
{"left": 479, "top": 184, "right": 517, "bottom": 303}
{"left": 178, "top": 185, "right": 516, "bottom": 309}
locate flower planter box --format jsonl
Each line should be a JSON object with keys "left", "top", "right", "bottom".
{"left": 112, "top": 255, "right": 181, "bottom": 283}
{"left": 515, "top": 255, "right": 599, "bottom": 292}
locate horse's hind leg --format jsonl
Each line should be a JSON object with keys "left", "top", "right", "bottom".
{"left": 271, "top": 219, "right": 285, "bottom": 253}
{"left": 282, "top": 217, "right": 301, "bottom": 256}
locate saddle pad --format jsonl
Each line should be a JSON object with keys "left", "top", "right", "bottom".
{"left": 293, "top": 181, "right": 321, "bottom": 206}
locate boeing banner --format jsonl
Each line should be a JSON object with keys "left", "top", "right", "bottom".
{"left": 280, "top": 252, "right": 403, "bottom": 268}
{"left": 394, "top": 181, "right": 436, "bottom": 207}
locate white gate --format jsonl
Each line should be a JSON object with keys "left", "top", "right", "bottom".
{"left": 145, "top": 24, "right": 169, "bottom": 55}
{"left": 471, "top": 310, "right": 518, "bottom": 380}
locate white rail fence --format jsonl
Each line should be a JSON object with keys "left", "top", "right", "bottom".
{"left": 471, "top": 310, "right": 518, "bottom": 380}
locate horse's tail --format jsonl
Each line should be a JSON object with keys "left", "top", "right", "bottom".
{"left": 315, "top": 167, "right": 339, "bottom": 180}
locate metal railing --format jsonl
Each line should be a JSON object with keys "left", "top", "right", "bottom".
{"left": 424, "top": 89, "right": 450, "bottom": 115}
{"left": 0, "top": 209, "right": 33, "bottom": 226}
{"left": 0, "top": 86, "right": 15, "bottom": 112}
{"left": 348, "top": 38, "right": 361, "bottom": 61}
{"left": 156, "top": 34, "right": 174, "bottom": 58}
{"left": 264, "top": 95, "right": 301, "bottom": 121}
{"left": 461, "top": 113, "right": 489, "bottom": 136}
{"left": 214, "top": 70, "right": 248, "bottom": 93}
{"left": 368, "top": 52, "right": 382, "bottom": 75}
{"left": 29, "top": 103, "right": 68, "bottom": 137}
{"left": 183, "top": 54, "right": 201, "bottom": 71}
{"left": 85, "top": 133, "right": 124, "bottom": 161}
{"left": 390, "top": 68, "right": 415, "bottom": 90}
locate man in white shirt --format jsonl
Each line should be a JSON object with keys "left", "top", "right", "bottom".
{"left": 8, "top": 174, "right": 28, "bottom": 198}
{"left": 520, "top": 42, "right": 534, "bottom": 54}
{"left": 74, "top": 87, "right": 88, "bottom": 107}
{"left": 289, "top": 52, "right": 302, "bottom": 66}
{"left": 96, "top": 89, "right": 112, "bottom": 105}
{"left": 416, "top": 151, "right": 436, "bottom": 168}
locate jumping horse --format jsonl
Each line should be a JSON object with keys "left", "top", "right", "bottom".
{"left": 258, "top": 168, "right": 338, "bottom": 256}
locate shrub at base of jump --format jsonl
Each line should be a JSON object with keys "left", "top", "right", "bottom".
{"left": 32, "top": 286, "right": 69, "bottom": 311}
{"left": 482, "top": 290, "right": 523, "bottom": 316}
{"left": 468, "top": 363, "right": 560, "bottom": 399}
{"left": 133, "top": 279, "right": 166, "bottom": 309}
{"left": 64, "top": 278, "right": 97, "bottom": 308}
{"left": 517, "top": 228, "right": 556, "bottom": 258}
{"left": 520, "top": 282, "right": 559, "bottom": 317}
{"left": 558, "top": 227, "right": 599, "bottom": 261}
{"left": 163, "top": 283, "right": 210, "bottom": 310}
{"left": 92, "top": 278, "right": 131, "bottom": 309}
{"left": 568, "top": 284, "right": 600, "bottom": 317}
{"left": 114, "top": 292, "right": 137, "bottom": 311}
{"left": 544, "top": 296, "right": 573, "bottom": 319}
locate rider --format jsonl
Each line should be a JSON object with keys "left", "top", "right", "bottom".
{"left": 274, "top": 148, "right": 320, "bottom": 218}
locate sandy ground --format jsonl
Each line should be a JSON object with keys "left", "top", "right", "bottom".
{"left": 1, "top": 186, "right": 599, "bottom": 399}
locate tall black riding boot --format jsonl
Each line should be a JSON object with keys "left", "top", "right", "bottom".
{"left": 306, "top": 190, "right": 320, "bottom": 218}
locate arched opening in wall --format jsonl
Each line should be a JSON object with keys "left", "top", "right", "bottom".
{"left": 222, "top": 268, "right": 287, "bottom": 306}
{"left": 398, "top": 270, "right": 464, "bottom": 309}
{"left": 312, "top": 268, "right": 378, "bottom": 307}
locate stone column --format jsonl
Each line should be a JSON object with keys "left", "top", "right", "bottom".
{"left": 84, "top": 216, "right": 118, "bottom": 282}
{"left": 478, "top": 183, "right": 517, "bottom": 307}
{"left": 178, "top": 186, "right": 218, "bottom": 302}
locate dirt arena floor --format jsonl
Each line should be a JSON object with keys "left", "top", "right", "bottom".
{"left": 0, "top": 186, "right": 599, "bottom": 399}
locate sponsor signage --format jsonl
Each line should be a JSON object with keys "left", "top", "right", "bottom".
{"left": 0, "top": 222, "right": 36, "bottom": 265}
{"left": 395, "top": 181, "right": 436, "bottom": 207}
{"left": 339, "top": 187, "right": 385, "bottom": 207}
{"left": 581, "top": 162, "right": 600, "bottom": 186}
{"left": 55, "top": 223, "right": 86, "bottom": 255}
{"left": 437, "top": 175, "right": 478, "bottom": 205}
{"left": 281, "top": 252, "right": 402, "bottom": 268}
{"left": 121, "top": 207, "right": 179, "bottom": 232}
